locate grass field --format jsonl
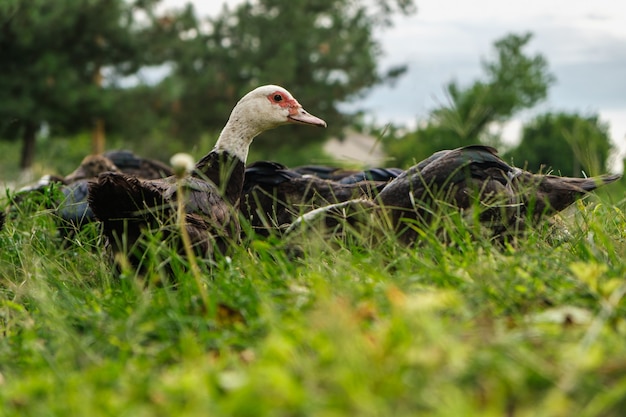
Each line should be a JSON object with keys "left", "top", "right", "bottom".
{"left": 1, "top": 178, "right": 626, "bottom": 416}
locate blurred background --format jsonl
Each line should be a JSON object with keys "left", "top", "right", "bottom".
{"left": 1, "top": 0, "right": 625, "bottom": 189}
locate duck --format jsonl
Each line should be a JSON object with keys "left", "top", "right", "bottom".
{"left": 14, "top": 154, "right": 120, "bottom": 196}
{"left": 15, "top": 149, "right": 170, "bottom": 197}
{"left": 87, "top": 85, "right": 326, "bottom": 263}
{"left": 286, "top": 145, "right": 621, "bottom": 243}
{"left": 291, "top": 164, "right": 361, "bottom": 180}
{"left": 241, "top": 161, "right": 396, "bottom": 235}
{"left": 103, "top": 149, "right": 174, "bottom": 179}
{"left": 55, "top": 155, "right": 122, "bottom": 230}
{"left": 7, "top": 155, "right": 119, "bottom": 231}
{"left": 62, "top": 154, "right": 122, "bottom": 183}
{"left": 55, "top": 152, "right": 175, "bottom": 230}
{"left": 290, "top": 165, "right": 403, "bottom": 183}
{"left": 7, "top": 151, "right": 173, "bottom": 240}
{"left": 376, "top": 145, "right": 622, "bottom": 243}
{"left": 336, "top": 167, "right": 404, "bottom": 184}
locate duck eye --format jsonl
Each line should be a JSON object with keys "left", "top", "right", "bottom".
{"left": 273, "top": 94, "right": 283, "bottom": 102}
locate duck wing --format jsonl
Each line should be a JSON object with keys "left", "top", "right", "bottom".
{"left": 104, "top": 149, "right": 173, "bottom": 179}
{"left": 56, "top": 180, "right": 94, "bottom": 226}
{"left": 337, "top": 167, "right": 403, "bottom": 184}
{"left": 242, "top": 161, "right": 387, "bottom": 235}
{"left": 512, "top": 172, "right": 622, "bottom": 218}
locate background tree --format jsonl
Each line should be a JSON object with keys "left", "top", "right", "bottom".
{"left": 133, "top": 0, "right": 417, "bottom": 163}
{"left": 384, "top": 32, "right": 554, "bottom": 167}
{"left": 504, "top": 112, "right": 614, "bottom": 176}
{"left": 0, "top": 0, "right": 166, "bottom": 170}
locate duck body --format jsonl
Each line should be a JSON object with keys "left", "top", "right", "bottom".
{"left": 377, "top": 145, "right": 621, "bottom": 243}
{"left": 291, "top": 165, "right": 362, "bottom": 181}
{"left": 337, "top": 167, "right": 404, "bottom": 184}
{"left": 242, "top": 161, "right": 391, "bottom": 235}
{"left": 103, "top": 149, "right": 174, "bottom": 179}
{"left": 87, "top": 85, "right": 326, "bottom": 263}
{"left": 9, "top": 152, "right": 173, "bottom": 239}
{"left": 56, "top": 180, "right": 96, "bottom": 227}
{"left": 6, "top": 155, "right": 120, "bottom": 237}
{"left": 90, "top": 152, "right": 244, "bottom": 257}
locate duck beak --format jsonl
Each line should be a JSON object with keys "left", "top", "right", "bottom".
{"left": 288, "top": 107, "right": 327, "bottom": 127}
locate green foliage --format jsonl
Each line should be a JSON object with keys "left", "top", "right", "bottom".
{"left": 505, "top": 112, "right": 614, "bottom": 176}
{"left": 2, "top": 180, "right": 626, "bottom": 415}
{"left": 384, "top": 32, "right": 555, "bottom": 168}
{"left": 0, "top": 0, "right": 168, "bottom": 166}
{"left": 133, "top": 0, "right": 416, "bottom": 157}
{"left": 0, "top": 0, "right": 148, "bottom": 128}
{"left": 1, "top": 0, "right": 417, "bottom": 168}
{"left": 482, "top": 32, "right": 554, "bottom": 115}
{"left": 383, "top": 33, "right": 616, "bottom": 178}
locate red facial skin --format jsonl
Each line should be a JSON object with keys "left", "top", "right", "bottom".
{"left": 267, "top": 90, "right": 301, "bottom": 115}
{"left": 266, "top": 90, "right": 327, "bottom": 127}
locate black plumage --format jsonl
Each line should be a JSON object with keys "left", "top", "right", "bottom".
{"left": 291, "top": 164, "right": 359, "bottom": 180}
{"left": 241, "top": 161, "right": 395, "bottom": 235}
{"left": 288, "top": 145, "right": 621, "bottom": 243}
{"left": 7, "top": 155, "right": 119, "bottom": 235}
{"left": 87, "top": 85, "right": 326, "bottom": 265}
{"left": 337, "top": 167, "right": 404, "bottom": 184}
{"left": 104, "top": 149, "right": 174, "bottom": 179}
{"left": 8, "top": 152, "right": 173, "bottom": 242}
{"left": 376, "top": 145, "right": 621, "bottom": 243}
{"left": 89, "top": 154, "right": 246, "bottom": 259}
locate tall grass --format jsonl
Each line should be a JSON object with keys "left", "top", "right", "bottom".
{"left": 1, "top": 182, "right": 626, "bottom": 416}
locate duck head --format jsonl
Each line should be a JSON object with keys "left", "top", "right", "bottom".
{"left": 215, "top": 85, "right": 327, "bottom": 161}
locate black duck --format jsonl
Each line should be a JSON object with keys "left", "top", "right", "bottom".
{"left": 377, "top": 145, "right": 621, "bottom": 243}
{"left": 88, "top": 85, "right": 326, "bottom": 264}
{"left": 241, "top": 161, "right": 395, "bottom": 235}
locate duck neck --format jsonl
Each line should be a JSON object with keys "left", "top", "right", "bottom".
{"left": 195, "top": 151, "right": 246, "bottom": 206}
{"left": 194, "top": 110, "right": 264, "bottom": 205}
{"left": 213, "top": 112, "right": 265, "bottom": 162}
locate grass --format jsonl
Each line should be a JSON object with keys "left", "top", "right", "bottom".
{"left": 1, "top": 182, "right": 626, "bottom": 416}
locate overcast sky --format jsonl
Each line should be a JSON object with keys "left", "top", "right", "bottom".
{"left": 162, "top": 0, "right": 626, "bottom": 168}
